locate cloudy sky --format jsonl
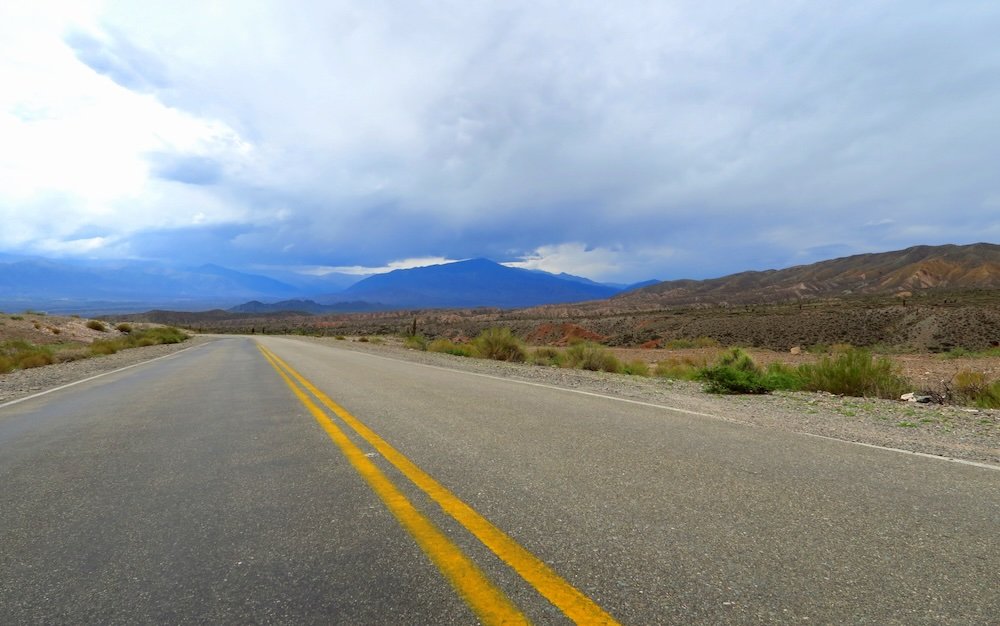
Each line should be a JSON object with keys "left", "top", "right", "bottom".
{"left": 2, "top": 1, "right": 998, "bottom": 284}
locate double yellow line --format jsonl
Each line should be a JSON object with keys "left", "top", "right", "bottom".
{"left": 258, "top": 344, "right": 619, "bottom": 625}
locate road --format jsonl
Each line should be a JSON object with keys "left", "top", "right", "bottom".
{"left": 1, "top": 335, "right": 997, "bottom": 624}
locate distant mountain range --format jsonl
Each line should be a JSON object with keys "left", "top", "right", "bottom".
{"left": 3, "top": 243, "right": 995, "bottom": 315}
{"left": 0, "top": 255, "right": 646, "bottom": 313}
{"left": 614, "top": 242, "right": 1000, "bottom": 307}
{"left": 0, "top": 258, "right": 305, "bottom": 312}
{"left": 331, "top": 258, "right": 623, "bottom": 309}
{"left": 229, "top": 299, "right": 385, "bottom": 314}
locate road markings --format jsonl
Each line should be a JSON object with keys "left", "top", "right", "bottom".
{"left": 257, "top": 346, "right": 528, "bottom": 626}
{"left": 0, "top": 344, "right": 201, "bottom": 410}
{"left": 318, "top": 343, "right": 1000, "bottom": 473}
{"left": 259, "top": 344, "right": 621, "bottom": 625}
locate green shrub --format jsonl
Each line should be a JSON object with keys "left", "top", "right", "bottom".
{"left": 10, "top": 315, "right": 23, "bottom": 321}
{"left": 90, "top": 340, "right": 119, "bottom": 355}
{"left": 0, "top": 341, "right": 55, "bottom": 371}
{"left": 664, "top": 337, "right": 720, "bottom": 349}
{"left": 798, "top": 348, "right": 908, "bottom": 399}
{"left": 86, "top": 320, "right": 107, "bottom": 332}
{"left": 698, "top": 348, "right": 774, "bottom": 394}
{"left": 116, "top": 323, "right": 133, "bottom": 333}
{"left": 763, "top": 362, "right": 805, "bottom": 391}
{"left": 654, "top": 356, "right": 704, "bottom": 380}
{"left": 130, "top": 326, "right": 186, "bottom": 345}
{"left": 471, "top": 328, "right": 526, "bottom": 362}
{"left": 428, "top": 338, "right": 473, "bottom": 357}
{"left": 18, "top": 352, "right": 54, "bottom": 369}
{"left": 404, "top": 334, "right": 428, "bottom": 350}
{"left": 950, "top": 370, "right": 1000, "bottom": 409}
{"left": 623, "top": 360, "right": 650, "bottom": 376}
{"left": 529, "top": 347, "right": 564, "bottom": 367}
{"left": 563, "top": 342, "right": 622, "bottom": 372}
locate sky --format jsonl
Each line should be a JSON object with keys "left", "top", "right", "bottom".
{"left": 1, "top": 1, "right": 998, "bottom": 284}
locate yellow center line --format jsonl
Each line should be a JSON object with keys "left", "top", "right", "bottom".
{"left": 258, "top": 344, "right": 621, "bottom": 625}
{"left": 257, "top": 346, "right": 528, "bottom": 626}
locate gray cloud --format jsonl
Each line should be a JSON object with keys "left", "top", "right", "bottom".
{"left": 64, "top": 28, "right": 169, "bottom": 93}
{"left": 41, "top": 1, "right": 1000, "bottom": 281}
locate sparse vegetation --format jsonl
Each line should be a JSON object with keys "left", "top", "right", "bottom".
{"left": 697, "top": 348, "right": 775, "bottom": 394}
{"left": 941, "top": 347, "right": 1000, "bottom": 359}
{"left": 427, "top": 338, "right": 473, "bottom": 357}
{"left": 403, "top": 334, "right": 428, "bottom": 350}
{"left": 622, "top": 360, "right": 650, "bottom": 376}
{"left": 798, "top": 348, "right": 908, "bottom": 399}
{"left": 654, "top": 356, "right": 704, "bottom": 381}
{"left": 115, "top": 323, "right": 133, "bottom": 333}
{"left": 948, "top": 370, "right": 1000, "bottom": 409}
{"left": 562, "top": 341, "right": 622, "bottom": 373}
{"left": 0, "top": 340, "right": 56, "bottom": 373}
{"left": 529, "top": 347, "right": 564, "bottom": 367}
{"left": 471, "top": 327, "right": 526, "bottom": 362}
{"left": 89, "top": 326, "right": 188, "bottom": 356}
{"left": 85, "top": 320, "right": 107, "bottom": 332}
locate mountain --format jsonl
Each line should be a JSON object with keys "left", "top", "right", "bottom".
{"left": 0, "top": 258, "right": 305, "bottom": 312}
{"left": 229, "top": 299, "right": 384, "bottom": 314}
{"left": 339, "top": 258, "right": 620, "bottom": 308}
{"left": 615, "top": 243, "right": 1000, "bottom": 307}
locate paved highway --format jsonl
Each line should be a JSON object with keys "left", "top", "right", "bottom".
{"left": 1, "top": 335, "right": 997, "bottom": 624}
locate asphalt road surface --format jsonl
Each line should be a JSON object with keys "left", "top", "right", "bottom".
{"left": 1, "top": 335, "right": 997, "bottom": 624}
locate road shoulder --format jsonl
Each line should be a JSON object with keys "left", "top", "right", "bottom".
{"left": 291, "top": 335, "right": 1000, "bottom": 467}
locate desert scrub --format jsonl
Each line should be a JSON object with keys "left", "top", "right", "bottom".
{"left": 0, "top": 340, "right": 56, "bottom": 372}
{"left": 763, "top": 362, "right": 805, "bottom": 391}
{"left": 562, "top": 342, "right": 622, "bottom": 373}
{"left": 654, "top": 356, "right": 704, "bottom": 380}
{"left": 471, "top": 328, "right": 526, "bottom": 362}
{"left": 622, "top": 360, "right": 651, "bottom": 376}
{"left": 115, "top": 323, "right": 133, "bottom": 333}
{"left": 403, "top": 334, "right": 428, "bottom": 350}
{"left": 941, "top": 347, "right": 1000, "bottom": 359}
{"left": 654, "top": 356, "right": 704, "bottom": 381}
{"left": 89, "top": 326, "right": 189, "bottom": 357}
{"left": 427, "top": 338, "right": 473, "bottom": 357}
{"left": 797, "top": 348, "right": 908, "bottom": 399}
{"left": 85, "top": 320, "right": 107, "bottom": 332}
{"left": 949, "top": 370, "right": 1000, "bottom": 409}
{"left": 529, "top": 347, "right": 564, "bottom": 367}
{"left": 698, "top": 348, "right": 774, "bottom": 394}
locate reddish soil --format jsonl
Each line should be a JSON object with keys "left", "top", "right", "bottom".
{"left": 524, "top": 323, "right": 606, "bottom": 346}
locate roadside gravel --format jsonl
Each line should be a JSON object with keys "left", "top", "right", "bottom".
{"left": 3, "top": 333, "right": 996, "bottom": 466}
{"left": 298, "top": 336, "right": 1000, "bottom": 467}
{"left": 0, "top": 335, "right": 216, "bottom": 405}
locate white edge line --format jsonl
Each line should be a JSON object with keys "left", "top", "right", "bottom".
{"left": 278, "top": 337, "right": 1000, "bottom": 473}
{"left": 0, "top": 344, "right": 200, "bottom": 410}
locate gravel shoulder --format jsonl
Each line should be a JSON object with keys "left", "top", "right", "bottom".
{"left": 3, "top": 333, "right": 997, "bottom": 466}
{"left": 0, "top": 335, "right": 217, "bottom": 405}
{"left": 295, "top": 336, "right": 1000, "bottom": 467}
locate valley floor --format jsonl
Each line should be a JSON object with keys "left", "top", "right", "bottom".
{"left": 2, "top": 333, "right": 997, "bottom": 466}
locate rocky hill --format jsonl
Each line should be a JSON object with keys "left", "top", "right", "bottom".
{"left": 615, "top": 243, "right": 1000, "bottom": 307}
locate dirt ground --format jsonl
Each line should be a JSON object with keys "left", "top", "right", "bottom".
{"left": 0, "top": 312, "right": 130, "bottom": 345}
{"left": 609, "top": 345, "right": 1000, "bottom": 395}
